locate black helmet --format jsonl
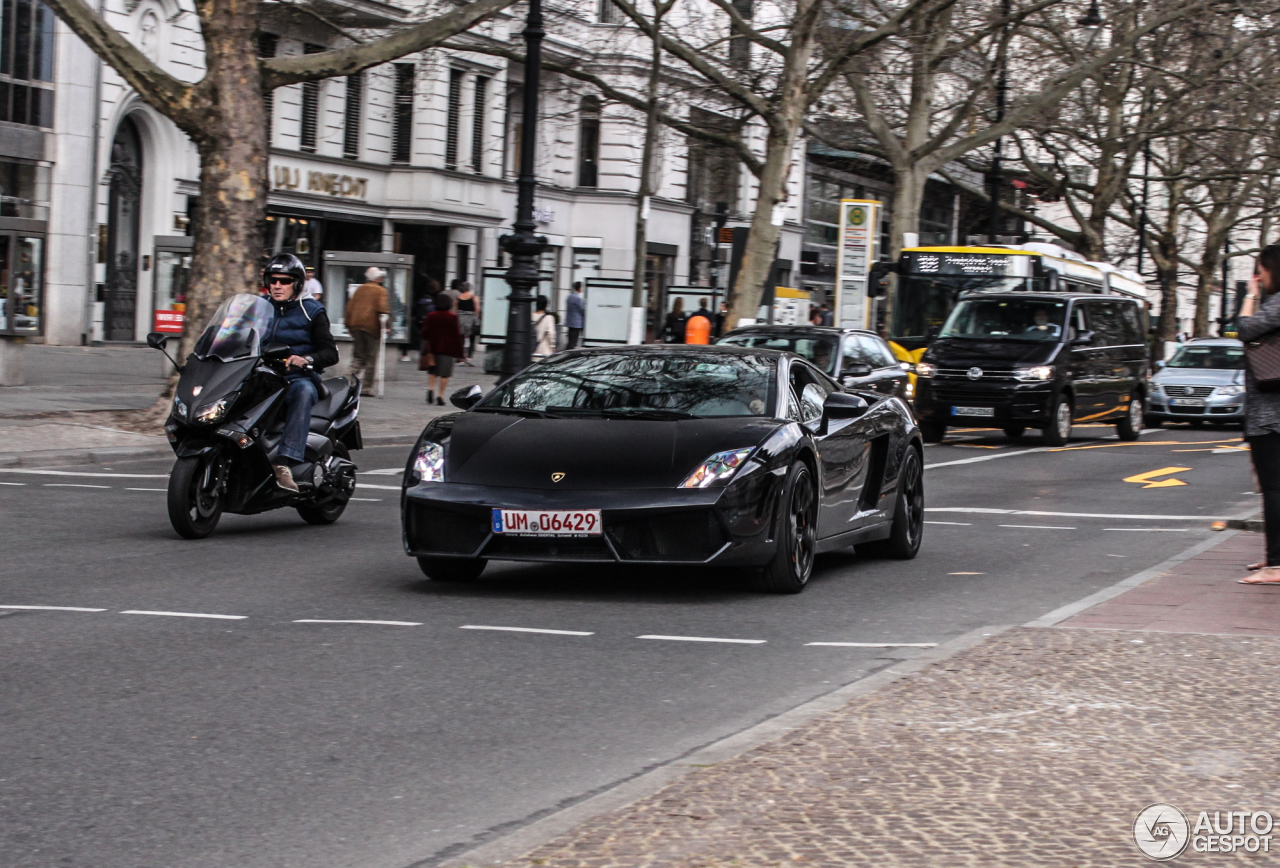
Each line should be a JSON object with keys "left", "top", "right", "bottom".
{"left": 262, "top": 253, "right": 306, "bottom": 294}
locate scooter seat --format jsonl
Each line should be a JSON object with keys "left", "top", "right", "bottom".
{"left": 311, "top": 376, "right": 353, "bottom": 420}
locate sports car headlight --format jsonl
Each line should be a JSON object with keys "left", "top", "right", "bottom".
{"left": 1217, "top": 385, "right": 1245, "bottom": 396}
{"left": 915, "top": 362, "right": 936, "bottom": 378}
{"left": 194, "top": 394, "right": 236, "bottom": 424}
{"left": 679, "top": 448, "right": 754, "bottom": 489}
{"left": 412, "top": 440, "right": 446, "bottom": 483}
{"left": 1015, "top": 365, "right": 1053, "bottom": 381}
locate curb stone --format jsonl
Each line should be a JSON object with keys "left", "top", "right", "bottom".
{"left": 428, "top": 623, "right": 1015, "bottom": 868}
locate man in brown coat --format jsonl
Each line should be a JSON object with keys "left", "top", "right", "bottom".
{"left": 346, "top": 266, "right": 389, "bottom": 390}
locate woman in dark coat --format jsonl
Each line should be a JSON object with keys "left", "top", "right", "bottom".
{"left": 1236, "top": 245, "right": 1280, "bottom": 583}
{"left": 421, "top": 292, "right": 465, "bottom": 406}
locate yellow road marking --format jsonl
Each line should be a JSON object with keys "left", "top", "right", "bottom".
{"left": 1124, "top": 467, "right": 1191, "bottom": 489}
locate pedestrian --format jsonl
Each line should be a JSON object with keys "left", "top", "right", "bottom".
{"left": 685, "top": 297, "right": 713, "bottom": 344}
{"left": 444, "top": 277, "right": 463, "bottom": 309}
{"left": 566, "top": 281, "right": 585, "bottom": 348}
{"left": 456, "top": 282, "right": 480, "bottom": 365}
{"left": 821, "top": 304, "right": 834, "bottom": 327}
{"left": 663, "top": 297, "right": 687, "bottom": 344}
{"left": 714, "top": 301, "right": 727, "bottom": 338}
{"left": 533, "top": 294, "right": 557, "bottom": 358}
{"left": 1237, "top": 246, "right": 1280, "bottom": 583}
{"left": 345, "top": 266, "right": 389, "bottom": 393}
{"left": 421, "top": 291, "right": 464, "bottom": 406}
{"left": 810, "top": 303, "right": 825, "bottom": 326}
{"left": 301, "top": 265, "right": 323, "bottom": 301}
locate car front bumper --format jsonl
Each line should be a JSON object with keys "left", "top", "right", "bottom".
{"left": 914, "top": 381, "right": 1055, "bottom": 424}
{"left": 402, "top": 475, "right": 784, "bottom": 566}
{"left": 1146, "top": 389, "right": 1244, "bottom": 422}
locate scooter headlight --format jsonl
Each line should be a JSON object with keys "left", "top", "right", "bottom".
{"left": 195, "top": 394, "right": 237, "bottom": 424}
{"left": 412, "top": 440, "right": 446, "bottom": 483}
{"left": 679, "top": 447, "right": 754, "bottom": 489}
{"left": 173, "top": 396, "right": 188, "bottom": 419}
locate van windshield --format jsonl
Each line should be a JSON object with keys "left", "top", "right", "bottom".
{"left": 939, "top": 298, "right": 1068, "bottom": 342}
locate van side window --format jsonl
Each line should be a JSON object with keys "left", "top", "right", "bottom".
{"left": 1069, "top": 305, "right": 1087, "bottom": 341}
{"left": 1118, "top": 304, "right": 1144, "bottom": 345}
{"left": 1086, "top": 302, "right": 1126, "bottom": 348}
{"left": 789, "top": 362, "right": 834, "bottom": 425}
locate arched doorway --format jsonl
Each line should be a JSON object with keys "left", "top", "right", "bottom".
{"left": 105, "top": 117, "right": 142, "bottom": 341}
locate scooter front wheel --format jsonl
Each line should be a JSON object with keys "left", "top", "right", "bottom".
{"left": 168, "top": 453, "right": 225, "bottom": 539}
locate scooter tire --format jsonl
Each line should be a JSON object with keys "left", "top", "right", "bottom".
{"left": 168, "top": 454, "right": 224, "bottom": 540}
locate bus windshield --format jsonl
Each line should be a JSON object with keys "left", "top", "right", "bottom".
{"left": 940, "top": 298, "right": 1068, "bottom": 342}
{"left": 893, "top": 275, "right": 1038, "bottom": 343}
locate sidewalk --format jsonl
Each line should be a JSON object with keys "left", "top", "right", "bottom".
{"left": 452, "top": 529, "right": 1279, "bottom": 868}
{"left": 0, "top": 343, "right": 497, "bottom": 465}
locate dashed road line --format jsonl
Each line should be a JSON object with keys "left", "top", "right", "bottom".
{"left": 999, "top": 524, "right": 1076, "bottom": 530}
{"left": 0, "top": 481, "right": 25, "bottom": 486}
{"left": 294, "top": 619, "right": 422, "bottom": 626}
{"left": 363, "top": 468, "right": 403, "bottom": 475}
{"left": 925, "top": 520, "right": 971, "bottom": 526}
{"left": 637, "top": 634, "right": 766, "bottom": 645}
{"left": 0, "top": 469, "right": 167, "bottom": 478}
{"left": 120, "top": 610, "right": 247, "bottom": 620}
{"left": 126, "top": 487, "right": 166, "bottom": 492}
{"left": 928, "top": 507, "right": 1216, "bottom": 521}
{"left": 44, "top": 483, "right": 110, "bottom": 489}
{"left": 805, "top": 642, "right": 938, "bottom": 648}
{"left": 357, "top": 483, "right": 401, "bottom": 490}
{"left": 0, "top": 605, "right": 106, "bottom": 612}
{"left": 1104, "top": 527, "right": 1190, "bottom": 532}
{"left": 460, "top": 625, "right": 595, "bottom": 636}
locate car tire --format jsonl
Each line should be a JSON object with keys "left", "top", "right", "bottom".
{"left": 1002, "top": 425, "right": 1025, "bottom": 439}
{"left": 1042, "top": 395, "right": 1073, "bottom": 446}
{"left": 920, "top": 419, "right": 947, "bottom": 443}
{"left": 856, "top": 448, "right": 924, "bottom": 560}
{"left": 167, "top": 452, "right": 224, "bottom": 540}
{"left": 417, "top": 557, "right": 487, "bottom": 582}
{"left": 756, "top": 462, "right": 817, "bottom": 594}
{"left": 1116, "top": 396, "right": 1144, "bottom": 441}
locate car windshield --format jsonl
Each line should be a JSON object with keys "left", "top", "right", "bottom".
{"left": 1167, "top": 345, "right": 1244, "bottom": 369}
{"left": 476, "top": 351, "right": 777, "bottom": 418}
{"left": 192, "top": 294, "right": 274, "bottom": 361}
{"left": 940, "top": 298, "right": 1067, "bottom": 342}
{"left": 717, "top": 334, "right": 838, "bottom": 374}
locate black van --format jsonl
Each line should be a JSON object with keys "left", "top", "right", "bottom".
{"left": 913, "top": 292, "right": 1148, "bottom": 445}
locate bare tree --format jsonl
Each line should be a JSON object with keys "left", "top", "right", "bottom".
{"left": 44, "top": 0, "right": 519, "bottom": 363}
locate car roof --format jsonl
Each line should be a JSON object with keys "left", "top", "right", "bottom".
{"left": 957, "top": 292, "right": 1138, "bottom": 303}
{"left": 1177, "top": 338, "right": 1243, "bottom": 347}
{"left": 720, "top": 324, "right": 881, "bottom": 338}
{"left": 557, "top": 343, "right": 790, "bottom": 360}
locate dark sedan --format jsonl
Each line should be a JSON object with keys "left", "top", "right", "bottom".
{"left": 400, "top": 346, "right": 924, "bottom": 593}
{"left": 716, "top": 325, "right": 911, "bottom": 400}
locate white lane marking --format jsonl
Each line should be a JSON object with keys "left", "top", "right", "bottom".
{"left": 925, "top": 520, "right": 971, "bottom": 526}
{"left": 349, "top": 497, "right": 383, "bottom": 502}
{"left": 999, "top": 524, "right": 1076, "bottom": 530}
{"left": 928, "top": 508, "right": 1216, "bottom": 521}
{"left": 294, "top": 619, "right": 421, "bottom": 626}
{"left": 363, "top": 468, "right": 403, "bottom": 476}
{"left": 924, "top": 447, "right": 1049, "bottom": 469}
{"left": 0, "top": 469, "right": 168, "bottom": 478}
{"left": 637, "top": 634, "right": 766, "bottom": 645}
{"left": 0, "top": 605, "right": 106, "bottom": 612}
{"left": 120, "top": 610, "right": 247, "bottom": 620}
{"left": 44, "top": 483, "right": 110, "bottom": 489}
{"left": 0, "top": 481, "right": 25, "bottom": 486}
{"left": 460, "top": 625, "right": 595, "bottom": 636}
{"left": 805, "top": 642, "right": 938, "bottom": 648}
{"left": 126, "top": 487, "right": 167, "bottom": 492}
{"left": 357, "top": 483, "right": 401, "bottom": 490}
{"left": 1104, "top": 527, "right": 1190, "bottom": 532}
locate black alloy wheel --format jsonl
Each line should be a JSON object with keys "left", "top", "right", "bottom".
{"left": 920, "top": 419, "right": 947, "bottom": 443}
{"left": 1042, "top": 395, "right": 1073, "bottom": 447}
{"left": 167, "top": 450, "right": 226, "bottom": 539}
{"left": 858, "top": 447, "right": 924, "bottom": 560}
{"left": 297, "top": 444, "right": 353, "bottom": 525}
{"left": 1116, "top": 396, "right": 1144, "bottom": 441}
{"left": 1002, "top": 425, "right": 1025, "bottom": 439}
{"left": 757, "top": 462, "right": 817, "bottom": 594}
{"left": 418, "top": 557, "right": 487, "bottom": 582}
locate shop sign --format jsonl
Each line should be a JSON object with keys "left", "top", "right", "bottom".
{"left": 154, "top": 310, "right": 184, "bottom": 333}
{"left": 273, "top": 165, "right": 369, "bottom": 200}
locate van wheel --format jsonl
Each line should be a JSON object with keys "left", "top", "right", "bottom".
{"left": 1116, "top": 397, "right": 1143, "bottom": 441}
{"left": 920, "top": 419, "right": 947, "bottom": 443}
{"left": 1043, "top": 396, "right": 1073, "bottom": 446}
{"left": 1002, "top": 425, "right": 1025, "bottom": 439}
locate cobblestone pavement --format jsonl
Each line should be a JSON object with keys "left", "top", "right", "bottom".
{"left": 493, "top": 535, "right": 1280, "bottom": 868}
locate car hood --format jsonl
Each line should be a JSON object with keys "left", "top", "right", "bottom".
{"left": 1152, "top": 368, "right": 1243, "bottom": 386}
{"left": 924, "top": 338, "right": 1059, "bottom": 366}
{"left": 445, "top": 412, "right": 783, "bottom": 490}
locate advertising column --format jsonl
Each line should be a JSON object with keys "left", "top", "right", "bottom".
{"left": 834, "top": 199, "right": 880, "bottom": 329}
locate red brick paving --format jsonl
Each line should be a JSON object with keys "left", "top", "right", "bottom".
{"left": 1058, "top": 531, "right": 1280, "bottom": 636}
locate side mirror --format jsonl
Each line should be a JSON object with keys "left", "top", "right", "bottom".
{"left": 823, "top": 391, "right": 868, "bottom": 423}
{"left": 1070, "top": 330, "right": 1095, "bottom": 347}
{"left": 262, "top": 343, "right": 291, "bottom": 360}
{"left": 842, "top": 364, "right": 873, "bottom": 380}
{"left": 1155, "top": 359, "right": 1166, "bottom": 369}
{"left": 146, "top": 332, "right": 169, "bottom": 350}
{"left": 451, "top": 384, "right": 484, "bottom": 410}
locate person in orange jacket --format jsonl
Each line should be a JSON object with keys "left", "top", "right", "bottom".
{"left": 685, "top": 298, "right": 714, "bottom": 344}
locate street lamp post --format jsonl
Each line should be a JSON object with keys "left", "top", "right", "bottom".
{"left": 985, "top": 0, "right": 1010, "bottom": 244}
{"left": 499, "top": 0, "right": 548, "bottom": 382}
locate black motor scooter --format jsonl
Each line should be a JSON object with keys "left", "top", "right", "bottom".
{"left": 148, "top": 293, "right": 361, "bottom": 539}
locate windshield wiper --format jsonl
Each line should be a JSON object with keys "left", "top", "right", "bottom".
{"left": 472, "top": 406, "right": 559, "bottom": 418}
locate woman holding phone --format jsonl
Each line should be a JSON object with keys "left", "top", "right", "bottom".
{"left": 1237, "top": 245, "right": 1280, "bottom": 583}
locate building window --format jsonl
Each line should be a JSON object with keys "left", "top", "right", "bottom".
{"left": 257, "top": 32, "right": 278, "bottom": 143}
{"left": 343, "top": 73, "right": 362, "bottom": 160}
{"left": 597, "top": 0, "right": 620, "bottom": 23}
{"left": 299, "top": 44, "right": 323, "bottom": 154}
{"left": 0, "top": 0, "right": 55, "bottom": 128}
{"left": 471, "top": 75, "right": 488, "bottom": 175}
{"left": 392, "top": 63, "right": 415, "bottom": 165}
{"left": 578, "top": 96, "right": 600, "bottom": 188}
{"left": 445, "top": 68, "right": 463, "bottom": 171}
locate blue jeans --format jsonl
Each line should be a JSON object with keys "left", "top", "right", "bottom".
{"left": 279, "top": 377, "right": 317, "bottom": 465}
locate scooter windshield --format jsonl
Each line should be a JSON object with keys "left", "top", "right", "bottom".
{"left": 193, "top": 294, "right": 274, "bottom": 361}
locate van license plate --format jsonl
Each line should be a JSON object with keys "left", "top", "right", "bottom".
{"left": 953, "top": 406, "right": 995, "bottom": 417}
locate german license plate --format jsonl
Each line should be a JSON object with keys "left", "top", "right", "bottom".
{"left": 952, "top": 406, "right": 995, "bottom": 417}
{"left": 492, "top": 509, "right": 602, "bottom": 537}
{"left": 1170, "top": 398, "right": 1205, "bottom": 407}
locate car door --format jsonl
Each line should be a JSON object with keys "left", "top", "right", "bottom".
{"left": 864, "top": 334, "right": 910, "bottom": 399}
{"left": 1065, "top": 302, "right": 1102, "bottom": 418}
{"left": 1083, "top": 300, "right": 1128, "bottom": 419}
{"left": 838, "top": 334, "right": 900, "bottom": 396}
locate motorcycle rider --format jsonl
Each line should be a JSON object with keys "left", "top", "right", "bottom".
{"left": 261, "top": 253, "right": 339, "bottom": 492}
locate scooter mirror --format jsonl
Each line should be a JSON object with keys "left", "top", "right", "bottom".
{"left": 451, "top": 384, "right": 484, "bottom": 410}
{"left": 146, "top": 332, "right": 168, "bottom": 350}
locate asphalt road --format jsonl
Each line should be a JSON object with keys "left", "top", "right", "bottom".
{"left": 0, "top": 422, "right": 1258, "bottom": 868}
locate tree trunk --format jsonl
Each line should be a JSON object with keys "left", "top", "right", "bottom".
{"left": 880, "top": 163, "right": 927, "bottom": 336}
{"left": 725, "top": 129, "right": 796, "bottom": 328}
{"left": 1155, "top": 234, "right": 1180, "bottom": 348}
{"left": 630, "top": 2, "right": 668, "bottom": 343}
{"left": 1192, "top": 266, "right": 1215, "bottom": 337}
